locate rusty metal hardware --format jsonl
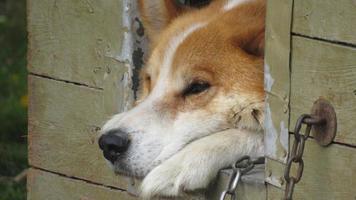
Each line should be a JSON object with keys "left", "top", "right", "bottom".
{"left": 283, "top": 99, "right": 337, "bottom": 200}
{"left": 310, "top": 99, "right": 337, "bottom": 146}
{"left": 220, "top": 156, "right": 264, "bottom": 200}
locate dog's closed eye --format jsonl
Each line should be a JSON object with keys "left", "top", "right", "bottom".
{"left": 183, "top": 81, "right": 211, "bottom": 96}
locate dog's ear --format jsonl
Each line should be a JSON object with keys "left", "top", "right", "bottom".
{"left": 231, "top": 23, "right": 265, "bottom": 57}
{"left": 138, "top": 0, "right": 188, "bottom": 42}
{"left": 241, "top": 30, "right": 265, "bottom": 57}
{"left": 229, "top": 0, "right": 265, "bottom": 57}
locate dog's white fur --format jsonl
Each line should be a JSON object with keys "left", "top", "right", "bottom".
{"left": 141, "top": 129, "right": 263, "bottom": 197}
{"left": 101, "top": 0, "right": 265, "bottom": 198}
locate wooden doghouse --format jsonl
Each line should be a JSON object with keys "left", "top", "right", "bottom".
{"left": 27, "top": 0, "right": 356, "bottom": 199}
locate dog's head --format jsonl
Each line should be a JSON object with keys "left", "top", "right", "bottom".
{"left": 99, "top": 0, "right": 265, "bottom": 178}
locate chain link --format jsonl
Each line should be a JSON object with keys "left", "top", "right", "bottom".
{"left": 283, "top": 114, "right": 323, "bottom": 200}
{"left": 220, "top": 156, "right": 264, "bottom": 200}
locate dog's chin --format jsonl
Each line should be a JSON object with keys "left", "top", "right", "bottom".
{"left": 114, "top": 169, "right": 141, "bottom": 179}
{"left": 110, "top": 160, "right": 149, "bottom": 179}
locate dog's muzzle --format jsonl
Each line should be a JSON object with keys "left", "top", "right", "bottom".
{"left": 98, "top": 129, "right": 130, "bottom": 163}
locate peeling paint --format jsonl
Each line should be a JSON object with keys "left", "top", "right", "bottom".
{"left": 265, "top": 175, "right": 284, "bottom": 188}
{"left": 265, "top": 159, "right": 283, "bottom": 188}
{"left": 122, "top": 66, "right": 134, "bottom": 111}
{"left": 82, "top": 0, "right": 94, "bottom": 14}
{"left": 279, "top": 121, "right": 289, "bottom": 160}
{"left": 117, "top": 0, "right": 135, "bottom": 63}
{"left": 117, "top": 31, "right": 133, "bottom": 64}
{"left": 116, "top": 0, "right": 147, "bottom": 100}
{"left": 265, "top": 102, "right": 289, "bottom": 161}
{"left": 116, "top": 1, "right": 148, "bottom": 192}
{"left": 264, "top": 102, "right": 277, "bottom": 158}
{"left": 264, "top": 62, "right": 274, "bottom": 92}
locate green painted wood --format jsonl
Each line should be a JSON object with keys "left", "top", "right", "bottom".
{"left": 266, "top": 1, "right": 356, "bottom": 200}
{"left": 207, "top": 166, "right": 265, "bottom": 200}
{"left": 267, "top": 184, "right": 284, "bottom": 200}
{"left": 266, "top": 139, "right": 356, "bottom": 199}
{"left": 290, "top": 36, "right": 356, "bottom": 146}
{"left": 28, "top": 75, "right": 130, "bottom": 190}
{"left": 265, "top": 158, "right": 286, "bottom": 189}
{"left": 293, "top": 0, "right": 356, "bottom": 45}
{"left": 28, "top": 169, "right": 136, "bottom": 200}
{"left": 264, "top": 0, "right": 293, "bottom": 163}
{"left": 27, "top": 0, "right": 124, "bottom": 88}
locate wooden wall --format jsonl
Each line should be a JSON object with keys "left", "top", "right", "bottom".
{"left": 265, "top": 0, "right": 356, "bottom": 199}
{"left": 28, "top": 0, "right": 356, "bottom": 199}
{"left": 26, "top": 1, "right": 264, "bottom": 199}
{"left": 27, "top": 0, "right": 143, "bottom": 199}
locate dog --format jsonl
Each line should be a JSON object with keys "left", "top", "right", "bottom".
{"left": 99, "top": 0, "right": 265, "bottom": 198}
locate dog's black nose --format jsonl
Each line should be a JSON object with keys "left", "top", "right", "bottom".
{"left": 98, "top": 129, "right": 130, "bottom": 163}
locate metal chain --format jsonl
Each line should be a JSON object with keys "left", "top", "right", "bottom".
{"left": 220, "top": 156, "right": 265, "bottom": 200}
{"left": 283, "top": 114, "right": 324, "bottom": 200}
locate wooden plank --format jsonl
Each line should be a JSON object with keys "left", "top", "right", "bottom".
{"left": 265, "top": 158, "right": 286, "bottom": 189}
{"left": 264, "top": 0, "right": 293, "bottom": 163}
{"left": 27, "top": 0, "right": 124, "bottom": 88}
{"left": 267, "top": 184, "right": 284, "bottom": 200}
{"left": 200, "top": 165, "right": 265, "bottom": 200}
{"left": 28, "top": 168, "right": 136, "bottom": 200}
{"left": 290, "top": 36, "right": 356, "bottom": 145}
{"left": 28, "top": 75, "right": 130, "bottom": 190}
{"left": 293, "top": 0, "right": 356, "bottom": 45}
{"left": 267, "top": 139, "right": 356, "bottom": 199}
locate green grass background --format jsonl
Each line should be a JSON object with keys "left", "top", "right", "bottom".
{"left": 0, "top": 0, "right": 28, "bottom": 199}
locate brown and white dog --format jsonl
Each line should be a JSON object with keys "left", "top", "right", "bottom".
{"left": 99, "top": 0, "right": 265, "bottom": 198}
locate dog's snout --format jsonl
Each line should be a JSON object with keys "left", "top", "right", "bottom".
{"left": 98, "top": 129, "right": 130, "bottom": 163}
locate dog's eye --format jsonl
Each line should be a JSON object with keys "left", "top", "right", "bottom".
{"left": 183, "top": 81, "right": 210, "bottom": 96}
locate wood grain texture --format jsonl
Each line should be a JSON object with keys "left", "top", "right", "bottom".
{"left": 293, "top": 0, "right": 356, "bottom": 45}
{"left": 264, "top": 0, "right": 293, "bottom": 163}
{"left": 290, "top": 36, "right": 356, "bottom": 145}
{"left": 267, "top": 184, "right": 284, "bottom": 200}
{"left": 28, "top": 169, "right": 136, "bottom": 200}
{"left": 28, "top": 75, "right": 131, "bottom": 190}
{"left": 266, "top": 139, "right": 356, "bottom": 199}
{"left": 27, "top": 0, "right": 123, "bottom": 88}
{"left": 265, "top": 158, "right": 285, "bottom": 189}
{"left": 196, "top": 166, "right": 265, "bottom": 200}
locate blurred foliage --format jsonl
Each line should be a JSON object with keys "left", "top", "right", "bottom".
{"left": 0, "top": 0, "right": 27, "bottom": 142}
{"left": 0, "top": 181, "right": 26, "bottom": 200}
{"left": 0, "top": 142, "right": 27, "bottom": 199}
{"left": 0, "top": 0, "right": 28, "bottom": 199}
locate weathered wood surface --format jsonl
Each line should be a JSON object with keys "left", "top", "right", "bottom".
{"left": 265, "top": 158, "right": 285, "bottom": 189}
{"left": 265, "top": 1, "right": 356, "bottom": 199}
{"left": 216, "top": 166, "right": 265, "bottom": 200}
{"left": 194, "top": 165, "right": 266, "bottom": 200}
{"left": 267, "top": 139, "right": 356, "bottom": 199}
{"left": 28, "top": 75, "right": 131, "bottom": 190}
{"left": 293, "top": 0, "right": 356, "bottom": 45}
{"left": 27, "top": 0, "right": 123, "bottom": 88}
{"left": 264, "top": 0, "right": 293, "bottom": 163}
{"left": 266, "top": 184, "right": 284, "bottom": 200}
{"left": 28, "top": 169, "right": 136, "bottom": 200}
{"left": 290, "top": 36, "right": 356, "bottom": 146}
